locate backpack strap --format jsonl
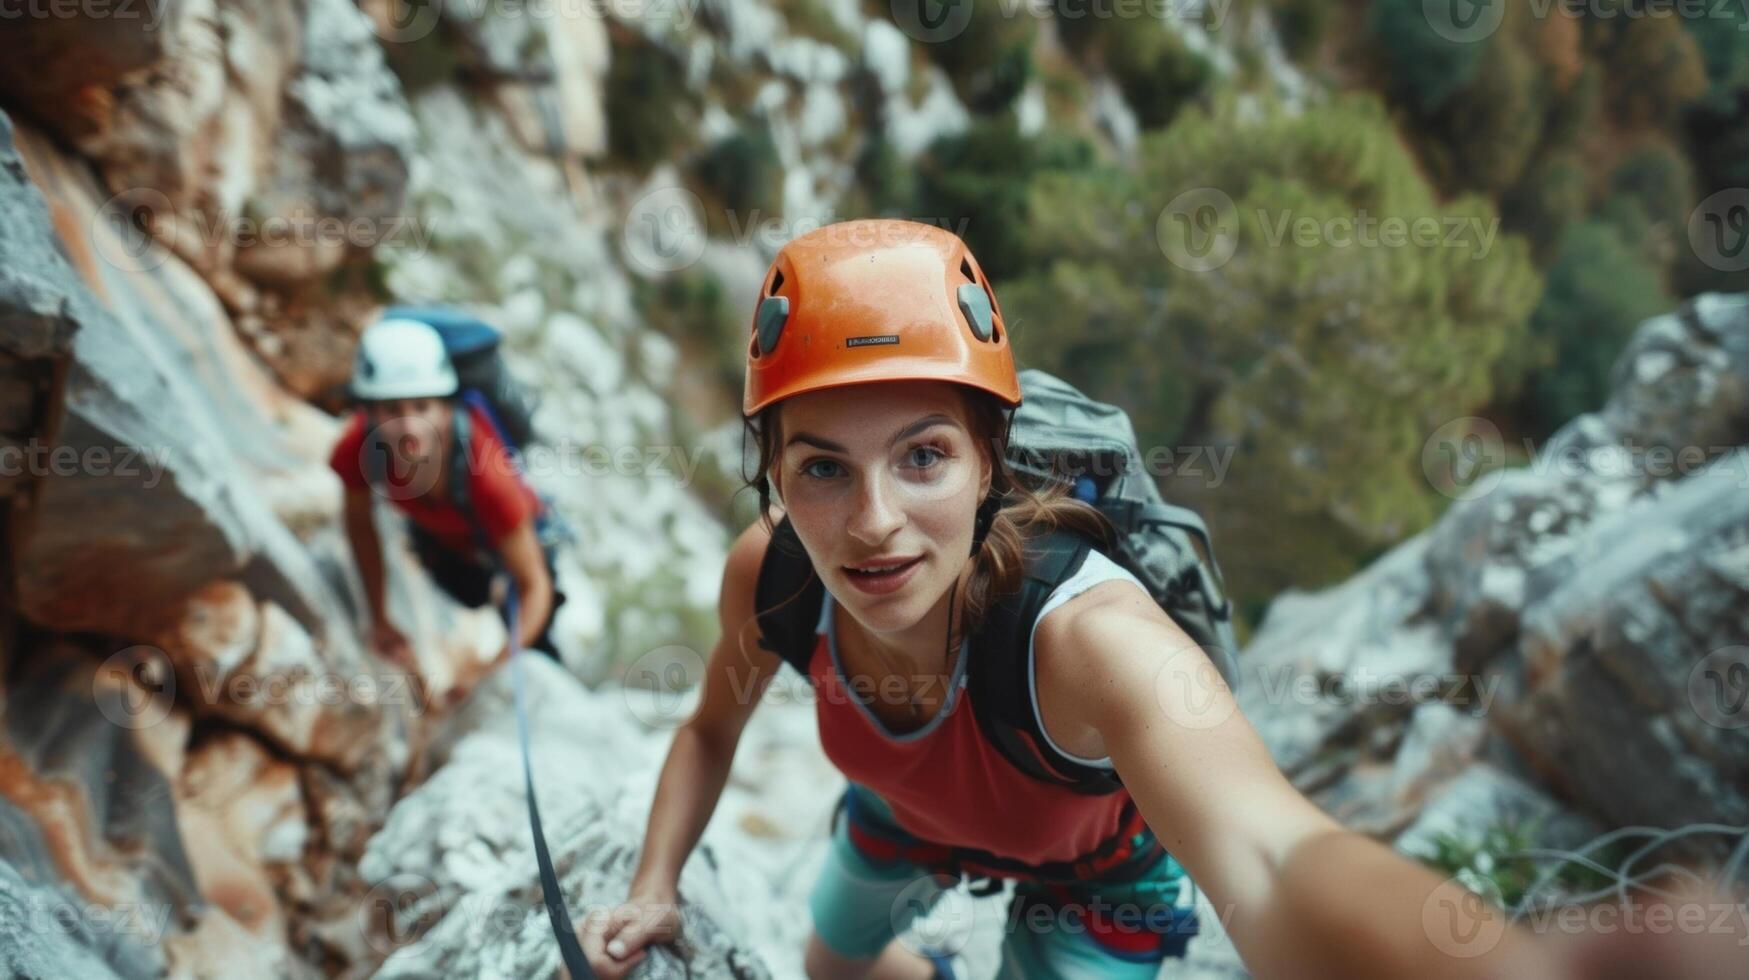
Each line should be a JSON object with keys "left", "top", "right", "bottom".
{"left": 966, "top": 528, "right": 1126, "bottom": 796}
{"left": 752, "top": 515, "right": 824, "bottom": 676}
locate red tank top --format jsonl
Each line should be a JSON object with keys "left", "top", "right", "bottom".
{"left": 811, "top": 589, "right": 1132, "bottom": 866}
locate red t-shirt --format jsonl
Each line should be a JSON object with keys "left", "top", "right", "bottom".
{"left": 329, "top": 403, "right": 540, "bottom": 555}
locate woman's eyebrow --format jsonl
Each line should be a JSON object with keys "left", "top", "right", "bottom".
{"left": 785, "top": 413, "right": 957, "bottom": 453}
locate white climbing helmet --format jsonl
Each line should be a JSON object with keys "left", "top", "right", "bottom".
{"left": 349, "top": 317, "right": 458, "bottom": 401}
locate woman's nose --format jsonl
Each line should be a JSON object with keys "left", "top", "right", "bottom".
{"left": 845, "top": 471, "right": 905, "bottom": 546}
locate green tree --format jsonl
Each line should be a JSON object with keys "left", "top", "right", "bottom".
{"left": 1367, "top": 0, "right": 1486, "bottom": 113}
{"left": 912, "top": 117, "right": 1097, "bottom": 281}
{"left": 1517, "top": 220, "right": 1671, "bottom": 435}
{"left": 1003, "top": 95, "right": 1544, "bottom": 602}
{"left": 914, "top": 1, "right": 1038, "bottom": 113}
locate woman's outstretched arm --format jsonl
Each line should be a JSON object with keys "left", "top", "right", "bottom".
{"left": 1034, "top": 581, "right": 1559, "bottom": 980}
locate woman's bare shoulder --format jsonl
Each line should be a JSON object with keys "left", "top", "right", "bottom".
{"left": 717, "top": 507, "right": 784, "bottom": 629}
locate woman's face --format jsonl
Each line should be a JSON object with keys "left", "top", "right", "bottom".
{"left": 771, "top": 381, "right": 992, "bottom": 635}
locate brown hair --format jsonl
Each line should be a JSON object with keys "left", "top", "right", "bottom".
{"left": 741, "top": 386, "right": 1114, "bottom": 639}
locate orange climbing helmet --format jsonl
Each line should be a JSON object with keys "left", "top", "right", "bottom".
{"left": 741, "top": 219, "right": 1022, "bottom": 417}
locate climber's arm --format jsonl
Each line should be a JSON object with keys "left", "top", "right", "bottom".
{"left": 1035, "top": 585, "right": 1559, "bottom": 979}
{"left": 600, "top": 511, "right": 786, "bottom": 960}
{"left": 343, "top": 487, "right": 390, "bottom": 627}
{"left": 497, "top": 518, "right": 552, "bottom": 652}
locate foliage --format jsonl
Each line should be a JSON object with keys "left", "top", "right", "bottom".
{"left": 1056, "top": 8, "right": 1212, "bottom": 129}
{"left": 1003, "top": 95, "right": 1543, "bottom": 602}
{"left": 634, "top": 267, "right": 744, "bottom": 394}
{"left": 914, "top": 1, "right": 1039, "bottom": 113}
{"left": 605, "top": 37, "right": 696, "bottom": 172}
{"left": 1516, "top": 220, "right": 1671, "bottom": 436}
{"left": 912, "top": 117, "right": 1098, "bottom": 281}
{"left": 1366, "top": 0, "right": 1487, "bottom": 113}
{"left": 1413, "top": 816, "right": 1624, "bottom": 912}
{"left": 692, "top": 123, "right": 784, "bottom": 222}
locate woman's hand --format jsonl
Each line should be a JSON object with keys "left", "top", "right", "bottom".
{"left": 370, "top": 619, "right": 416, "bottom": 671}
{"left": 574, "top": 886, "right": 684, "bottom": 980}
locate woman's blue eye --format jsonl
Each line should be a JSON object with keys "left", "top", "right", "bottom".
{"left": 908, "top": 445, "right": 946, "bottom": 468}
{"left": 802, "top": 459, "right": 843, "bottom": 479}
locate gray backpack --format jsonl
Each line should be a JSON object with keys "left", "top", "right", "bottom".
{"left": 1007, "top": 369, "right": 1240, "bottom": 691}
{"left": 755, "top": 369, "right": 1239, "bottom": 796}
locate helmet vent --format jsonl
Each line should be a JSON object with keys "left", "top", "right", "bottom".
{"left": 960, "top": 258, "right": 975, "bottom": 282}
{"left": 769, "top": 269, "right": 785, "bottom": 295}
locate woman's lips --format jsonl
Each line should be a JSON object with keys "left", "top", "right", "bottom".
{"left": 841, "top": 555, "right": 924, "bottom": 596}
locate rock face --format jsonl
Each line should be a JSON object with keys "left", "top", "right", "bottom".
{"left": 0, "top": 1, "right": 1741, "bottom": 978}
{"left": 1245, "top": 293, "right": 1749, "bottom": 873}
{"left": 1, "top": 0, "right": 415, "bottom": 396}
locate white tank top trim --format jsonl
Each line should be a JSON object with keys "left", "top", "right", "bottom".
{"left": 1027, "top": 549, "right": 1150, "bottom": 770}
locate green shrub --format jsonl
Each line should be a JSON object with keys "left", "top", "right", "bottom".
{"left": 915, "top": 2, "right": 1038, "bottom": 113}
{"left": 1518, "top": 220, "right": 1671, "bottom": 435}
{"left": 1106, "top": 20, "right": 1213, "bottom": 130}
{"left": 1607, "top": 141, "right": 1695, "bottom": 239}
{"left": 1002, "top": 95, "right": 1544, "bottom": 603}
{"left": 913, "top": 117, "right": 1097, "bottom": 281}
{"left": 1499, "top": 153, "right": 1590, "bottom": 264}
{"left": 1367, "top": 0, "right": 1486, "bottom": 113}
{"left": 1268, "top": 0, "right": 1333, "bottom": 62}
{"left": 1054, "top": 9, "right": 1211, "bottom": 129}
{"left": 692, "top": 123, "right": 784, "bottom": 222}
{"left": 605, "top": 38, "right": 696, "bottom": 171}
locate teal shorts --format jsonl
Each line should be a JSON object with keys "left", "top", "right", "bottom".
{"left": 808, "top": 785, "right": 1198, "bottom": 979}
